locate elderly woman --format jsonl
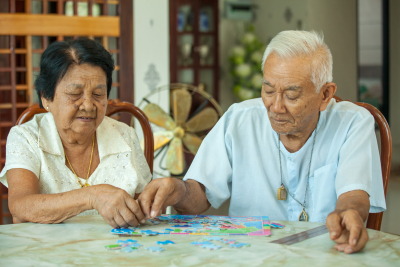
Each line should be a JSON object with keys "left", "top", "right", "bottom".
{"left": 0, "top": 38, "right": 152, "bottom": 228}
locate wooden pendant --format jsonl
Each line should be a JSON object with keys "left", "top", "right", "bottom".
{"left": 299, "top": 208, "right": 308, "bottom": 222}
{"left": 277, "top": 185, "right": 287, "bottom": 200}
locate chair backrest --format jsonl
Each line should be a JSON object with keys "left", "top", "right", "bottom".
{"left": 16, "top": 100, "right": 154, "bottom": 174}
{"left": 333, "top": 96, "right": 392, "bottom": 231}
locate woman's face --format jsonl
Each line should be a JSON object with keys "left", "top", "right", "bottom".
{"left": 42, "top": 64, "right": 108, "bottom": 141}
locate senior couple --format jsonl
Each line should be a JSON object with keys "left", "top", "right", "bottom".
{"left": 0, "top": 31, "right": 385, "bottom": 254}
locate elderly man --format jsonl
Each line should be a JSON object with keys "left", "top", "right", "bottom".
{"left": 138, "top": 31, "right": 386, "bottom": 254}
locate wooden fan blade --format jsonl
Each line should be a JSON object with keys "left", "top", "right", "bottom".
{"left": 154, "top": 131, "right": 174, "bottom": 151}
{"left": 184, "top": 107, "right": 219, "bottom": 133}
{"left": 182, "top": 133, "right": 202, "bottom": 155}
{"left": 140, "top": 131, "right": 173, "bottom": 151}
{"left": 172, "top": 89, "right": 192, "bottom": 127}
{"left": 143, "top": 103, "right": 176, "bottom": 130}
{"left": 166, "top": 138, "right": 185, "bottom": 175}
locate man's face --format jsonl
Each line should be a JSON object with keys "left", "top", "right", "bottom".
{"left": 262, "top": 53, "right": 322, "bottom": 136}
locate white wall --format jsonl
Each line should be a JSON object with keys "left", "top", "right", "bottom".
{"left": 133, "top": 0, "right": 170, "bottom": 178}
{"left": 218, "top": 0, "right": 238, "bottom": 112}
{"left": 358, "top": 0, "right": 382, "bottom": 66}
{"left": 306, "top": 0, "right": 357, "bottom": 101}
{"left": 253, "top": 0, "right": 308, "bottom": 41}
{"left": 251, "top": 0, "right": 358, "bottom": 102}
{"left": 219, "top": 0, "right": 358, "bottom": 109}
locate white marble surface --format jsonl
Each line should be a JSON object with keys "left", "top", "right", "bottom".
{"left": 0, "top": 215, "right": 399, "bottom": 266}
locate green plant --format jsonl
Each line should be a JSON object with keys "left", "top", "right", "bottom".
{"left": 229, "top": 25, "right": 265, "bottom": 101}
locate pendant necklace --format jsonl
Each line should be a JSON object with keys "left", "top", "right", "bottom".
{"left": 65, "top": 134, "right": 95, "bottom": 188}
{"left": 276, "top": 124, "right": 318, "bottom": 222}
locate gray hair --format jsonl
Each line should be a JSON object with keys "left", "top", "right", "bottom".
{"left": 261, "top": 30, "right": 333, "bottom": 92}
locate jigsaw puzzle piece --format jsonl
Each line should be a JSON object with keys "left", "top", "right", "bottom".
{"left": 200, "top": 244, "right": 222, "bottom": 250}
{"left": 201, "top": 237, "right": 223, "bottom": 242}
{"left": 121, "top": 246, "right": 138, "bottom": 253}
{"left": 222, "top": 239, "right": 236, "bottom": 244}
{"left": 190, "top": 241, "right": 213, "bottom": 246}
{"left": 104, "top": 244, "right": 121, "bottom": 250}
{"left": 229, "top": 243, "right": 250, "bottom": 248}
{"left": 145, "top": 246, "right": 166, "bottom": 252}
{"left": 140, "top": 230, "right": 159, "bottom": 236}
{"left": 116, "top": 239, "right": 137, "bottom": 244}
{"left": 270, "top": 223, "right": 285, "bottom": 228}
{"left": 111, "top": 228, "right": 133, "bottom": 235}
{"left": 156, "top": 240, "right": 175, "bottom": 245}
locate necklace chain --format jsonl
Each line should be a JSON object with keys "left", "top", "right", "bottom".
{"left": 278, "top": 126, "right": 318, "bottom": 209}
{"left": 65, "top": 134, "right": 95, "bottom": 188}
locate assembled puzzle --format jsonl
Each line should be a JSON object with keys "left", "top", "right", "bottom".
{"left": 111, "top": 215, "right": 271, "bottom": 237}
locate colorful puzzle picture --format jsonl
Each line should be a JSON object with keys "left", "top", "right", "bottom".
{"left": 112, "top": 215, "right": 271, "bottom": 237}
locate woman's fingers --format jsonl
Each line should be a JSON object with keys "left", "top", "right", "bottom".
{"left": 106, "top": 217, "right": 119, "bottom": 229}
{"left": 124, "top": 196, "right": 145, "bottom": 224}
{"left": 113, "top": 212, "right": 130, "bottom": 228}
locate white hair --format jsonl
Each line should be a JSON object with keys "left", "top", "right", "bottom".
{"left": 261, "top": 30, "right": 333, "bottom": 92}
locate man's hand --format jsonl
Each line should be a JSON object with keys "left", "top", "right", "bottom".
{"left": 89, "top": 184, "right": 146, "bottom": 228}
{"left": 326, "top": 209, "right": 369, "bottom": 254}
{"left": 138, "top": 178, "right": 187, "bottom": 219}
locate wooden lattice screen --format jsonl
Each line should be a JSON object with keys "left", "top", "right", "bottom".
{"left": 0, "top": 0, "right": 133, "bottom": 224}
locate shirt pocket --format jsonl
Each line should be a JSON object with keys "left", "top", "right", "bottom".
{"left": 310, "top": 163, "right": 338, "bottom": 222}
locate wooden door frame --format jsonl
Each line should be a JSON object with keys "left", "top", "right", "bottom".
{"left": 119, "top": 0, "right": 134, "bottom": 124}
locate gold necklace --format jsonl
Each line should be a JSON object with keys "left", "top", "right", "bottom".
{"left": 65, "top": 134, "right": 95, "bottom": 188}
{"left": 276, "top": 120, "right": 318, "bottom": 222}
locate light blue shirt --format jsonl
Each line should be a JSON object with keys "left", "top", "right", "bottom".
{"left": 183, "top": 98, "right": 386, "bottom": 222}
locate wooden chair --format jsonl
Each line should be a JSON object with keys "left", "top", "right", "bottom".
{"left": 334, "top": 96, "right": 392, "bottom": 231}
{"left": 15, "top": 99, "right": 154, "bottom": 174}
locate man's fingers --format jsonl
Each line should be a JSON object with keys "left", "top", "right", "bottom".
{"left": 347, "top": 224, "right": 363, "bottom": 247}
{"left": 124, "top": 196, "right": 145, "bottom": 224}
{"left": 334, "top": 243, "right": 347, "bottom": 252}
{"left": 346, "top": 227, "right": 369, "bottom": 254}
{"left": 326, "top": 212, "right": 343, "bottom": 240}
{"left": 150, "top": 186, "right": 172, "bottom": 218}
{"left": 138, "top": 184, "right": 160, "bottom": 219}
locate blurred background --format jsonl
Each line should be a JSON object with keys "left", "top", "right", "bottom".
{"left": 0, "top": 0, "right": 399, "bottom": 235}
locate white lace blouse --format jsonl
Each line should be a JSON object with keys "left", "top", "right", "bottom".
{"left": 0, "top": 113, "right": 152, "bottom": 216}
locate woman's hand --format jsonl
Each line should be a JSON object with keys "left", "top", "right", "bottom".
{"left": 89, "top": 184, "right": 145, "bottom": 228}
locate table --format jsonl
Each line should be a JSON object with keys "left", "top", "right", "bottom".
{"left": 0, "top": 215, "right": 399, "bottom": 266}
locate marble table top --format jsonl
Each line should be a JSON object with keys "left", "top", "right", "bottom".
{"left": 0, "top": 215, "right": 399, "bottom": 266}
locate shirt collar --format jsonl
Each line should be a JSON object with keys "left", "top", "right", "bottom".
{"left": 38, "top": 113, "right": 64, "bottom": 156}
{"left": 38, "top": 113, "right": 131, "bottom": 159}
{"left": 96, "top": 117, "right": 132, "bottom": 160}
